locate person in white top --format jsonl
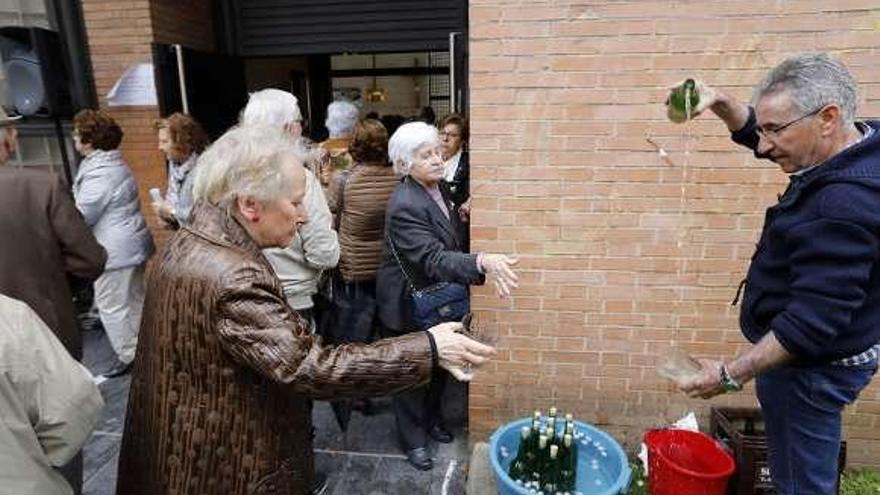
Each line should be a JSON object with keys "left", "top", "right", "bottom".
{"left": 71, "top": 109, "right": 154, "bottom": 379}
{"left": 240, "top": 89, "right": 340, "bottom": 332}
{"left": 0, "top": 294, "right": 104, "bottom": 495}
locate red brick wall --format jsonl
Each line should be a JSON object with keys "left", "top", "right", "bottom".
{"left": 80, "top": 0, "right": 215, "bottom": 247}
{"left": 468, "top": 1, "right": 880, "bottom": 467}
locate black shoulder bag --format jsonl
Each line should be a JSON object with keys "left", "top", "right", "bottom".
{"left": 387, "top": 235, "right": 470, "bottom": 330}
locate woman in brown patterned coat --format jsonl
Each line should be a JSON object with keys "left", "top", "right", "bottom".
{"left": 114, "top": 125, "right": 494, "bottom": 495}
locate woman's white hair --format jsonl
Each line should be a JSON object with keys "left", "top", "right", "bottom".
{"left": 388, "top": 121, "right": 440, "bottom": 176}
{"left": 193, "top": 125, "right": 306, "bottom": 208}
{"left": 325, "top": 101, "right": 359, "bottom": 138}
{"left": 241, "top": 88, "right": 303, "bottom": 128}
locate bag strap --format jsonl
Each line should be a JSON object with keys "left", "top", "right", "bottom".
{"left": 332, "top": 169, "right": 351, "bottom": 231}
{"left": 386, "top": 234, "right": 424, "bottom": 293}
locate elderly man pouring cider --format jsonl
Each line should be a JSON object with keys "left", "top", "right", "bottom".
{"left": 669, "top": 53, "right": 880, "bottom": 495}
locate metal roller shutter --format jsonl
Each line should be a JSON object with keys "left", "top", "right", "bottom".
{"left": 229, "top": 0, "right": 466, "bottom": 56}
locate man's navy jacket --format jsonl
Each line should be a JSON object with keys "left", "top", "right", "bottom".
{"left": 733, "top": 110, "right": 880, "bottom": 363}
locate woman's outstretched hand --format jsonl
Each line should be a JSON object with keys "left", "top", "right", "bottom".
{"left": 428, "top": 321, "right": 496, "bottom": 381}
{"left": 481, "top": 254, "right": 519, "bottom": 297}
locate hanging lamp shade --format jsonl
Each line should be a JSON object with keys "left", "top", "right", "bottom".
{"left": 366, "top": 84, "right": 385, "bottom": 102}
{"left": 365, "top": 54, "right": 385, "bottom": 102}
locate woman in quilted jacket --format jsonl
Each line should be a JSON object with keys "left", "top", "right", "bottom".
{"left": 72, "top": 109, "right": 154, "bottom": 378}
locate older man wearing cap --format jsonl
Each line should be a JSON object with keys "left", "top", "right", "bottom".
{"left": 0, "top": 108, "right": 106, "bottom": 495}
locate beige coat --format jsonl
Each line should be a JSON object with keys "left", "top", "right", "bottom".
{"left": 116, "top": 202, "right": 436, "bottom": 495}
{"left": 263, "top": 169, "right": 339, "bottom": 310}
{"left": 0, "top": 294, "right": 104, "bottom": 495}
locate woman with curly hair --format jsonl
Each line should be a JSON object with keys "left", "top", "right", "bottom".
{"left": 152, "top": 112, "right": 209, "bottom": 228}
{"left": 72, "top": 109, "right": 154, "bottom": 378}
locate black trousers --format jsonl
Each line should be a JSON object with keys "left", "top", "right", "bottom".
{"left": 392, "top": 368, "right": 448, "bottom": 451}
{"left": 320, "top": 278, "right": 377, "bottom": 345}
{"left": 58, "top": 452, "right": 82, "bottom": 495}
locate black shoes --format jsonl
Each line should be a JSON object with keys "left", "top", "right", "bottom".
{"left": 402, "top": 425, "right": 452, "bottom": 470}
{"left": 405, "top": 447, "right": 433, "bottom": 471}
{"left": 101, "top": 361, "right": 133, "bottom": 379}
{"left": 428, "top": 424, "right": 454, "bottom": 443}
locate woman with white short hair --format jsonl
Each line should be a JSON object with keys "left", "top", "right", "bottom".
{"left": 318, "top": 100, "right": 360, "bottom": 188}
{"left": 376, "top": 121, "right": 519, "bottom": 470}
{"left": 241, "top": 88, "right": 304, "bottom": 136}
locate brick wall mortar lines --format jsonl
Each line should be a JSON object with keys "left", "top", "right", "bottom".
{"left": 468, "top": 2, "right": 880, "bottom": 468}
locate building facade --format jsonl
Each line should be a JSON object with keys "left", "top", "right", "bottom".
{"left": 40, "top": 0, "right": 880, "bottom": 468}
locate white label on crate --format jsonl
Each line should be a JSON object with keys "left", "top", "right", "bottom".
{"left": 758, "top": 465, "right": 773, "bottom": 485}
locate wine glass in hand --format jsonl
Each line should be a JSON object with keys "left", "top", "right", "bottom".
{"left": 459, "top": 312, "right": 498, "bottom": 377}
{"left": 461, "top": 312, "right": 499, "bottom": 346}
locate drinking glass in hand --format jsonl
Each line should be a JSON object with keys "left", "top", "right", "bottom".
{"left": 461, "top": 312, "right": 499, "bottom": 347}
{"left": 459, "top": 312, "right": 499, "bottom": 377}
{"left": 656, "top": 346, "right": 702, "bottom": 386}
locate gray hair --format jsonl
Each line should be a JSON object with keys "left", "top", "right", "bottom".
{"left": 193, "top": 125, "right": 306, "bottom": 208}
{"left": 753, "top": 52, "right": 858, "bottom": 126}
{"left": 241, "top": 89, "right": 303, "bottom": 128}
{"left": 325, "top": 101, "right": 359, "bottom": 138}
{"left": 388, "top": 121, "right": 440, "bottom": 175}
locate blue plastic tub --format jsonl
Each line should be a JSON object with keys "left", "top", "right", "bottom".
{"left": 489, "top": 417, "right": 632, "bottom": 495}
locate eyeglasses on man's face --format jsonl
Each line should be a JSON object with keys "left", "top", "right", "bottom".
{"left": 440, "top": 131, "right": 461, "bottom": 139}
{"left": 756, "top": 106, "right": 825, "bottom": 139}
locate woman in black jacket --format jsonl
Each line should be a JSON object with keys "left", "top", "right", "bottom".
{"left": 376, "top": 121, "right": 518, "bottom": 470}
{"left": 439, "top": 113, "right": 471, "bottom": 250}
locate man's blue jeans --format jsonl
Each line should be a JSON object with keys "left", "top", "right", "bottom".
{"left": 756, "top": 363, "right": 876, "bottom": 495}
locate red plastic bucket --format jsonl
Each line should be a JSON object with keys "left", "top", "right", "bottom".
{"left": 645, "top": 429, "right": 736, "bottom": 495}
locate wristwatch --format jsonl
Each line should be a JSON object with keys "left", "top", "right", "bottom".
{"left": 719, "top": 364, "right": 743, "bottom": 393}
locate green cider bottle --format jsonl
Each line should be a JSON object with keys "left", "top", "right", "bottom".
{"left": 561, "top": 433, "right": 578, "bottom": 492}
{"left": 524, "top": 422, "right": 541, "bottom": 478}
{"left": 532, "top": 434, "right": 549, "bottom": 484}
{"left": 667, "top": 78, "right": 700, "bottom": 124}
{"left": 565, "top": 421, "right": 575, "bottom": 438}
{"left": 508, "top": 426, "right": 531, "bottom": 482}
{"left": 543, "top": 444, "right": 562, "bottom": 494}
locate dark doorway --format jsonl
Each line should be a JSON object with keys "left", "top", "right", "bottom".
{"left": 152, "top": 43, "right": 247, "bottom": 140}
